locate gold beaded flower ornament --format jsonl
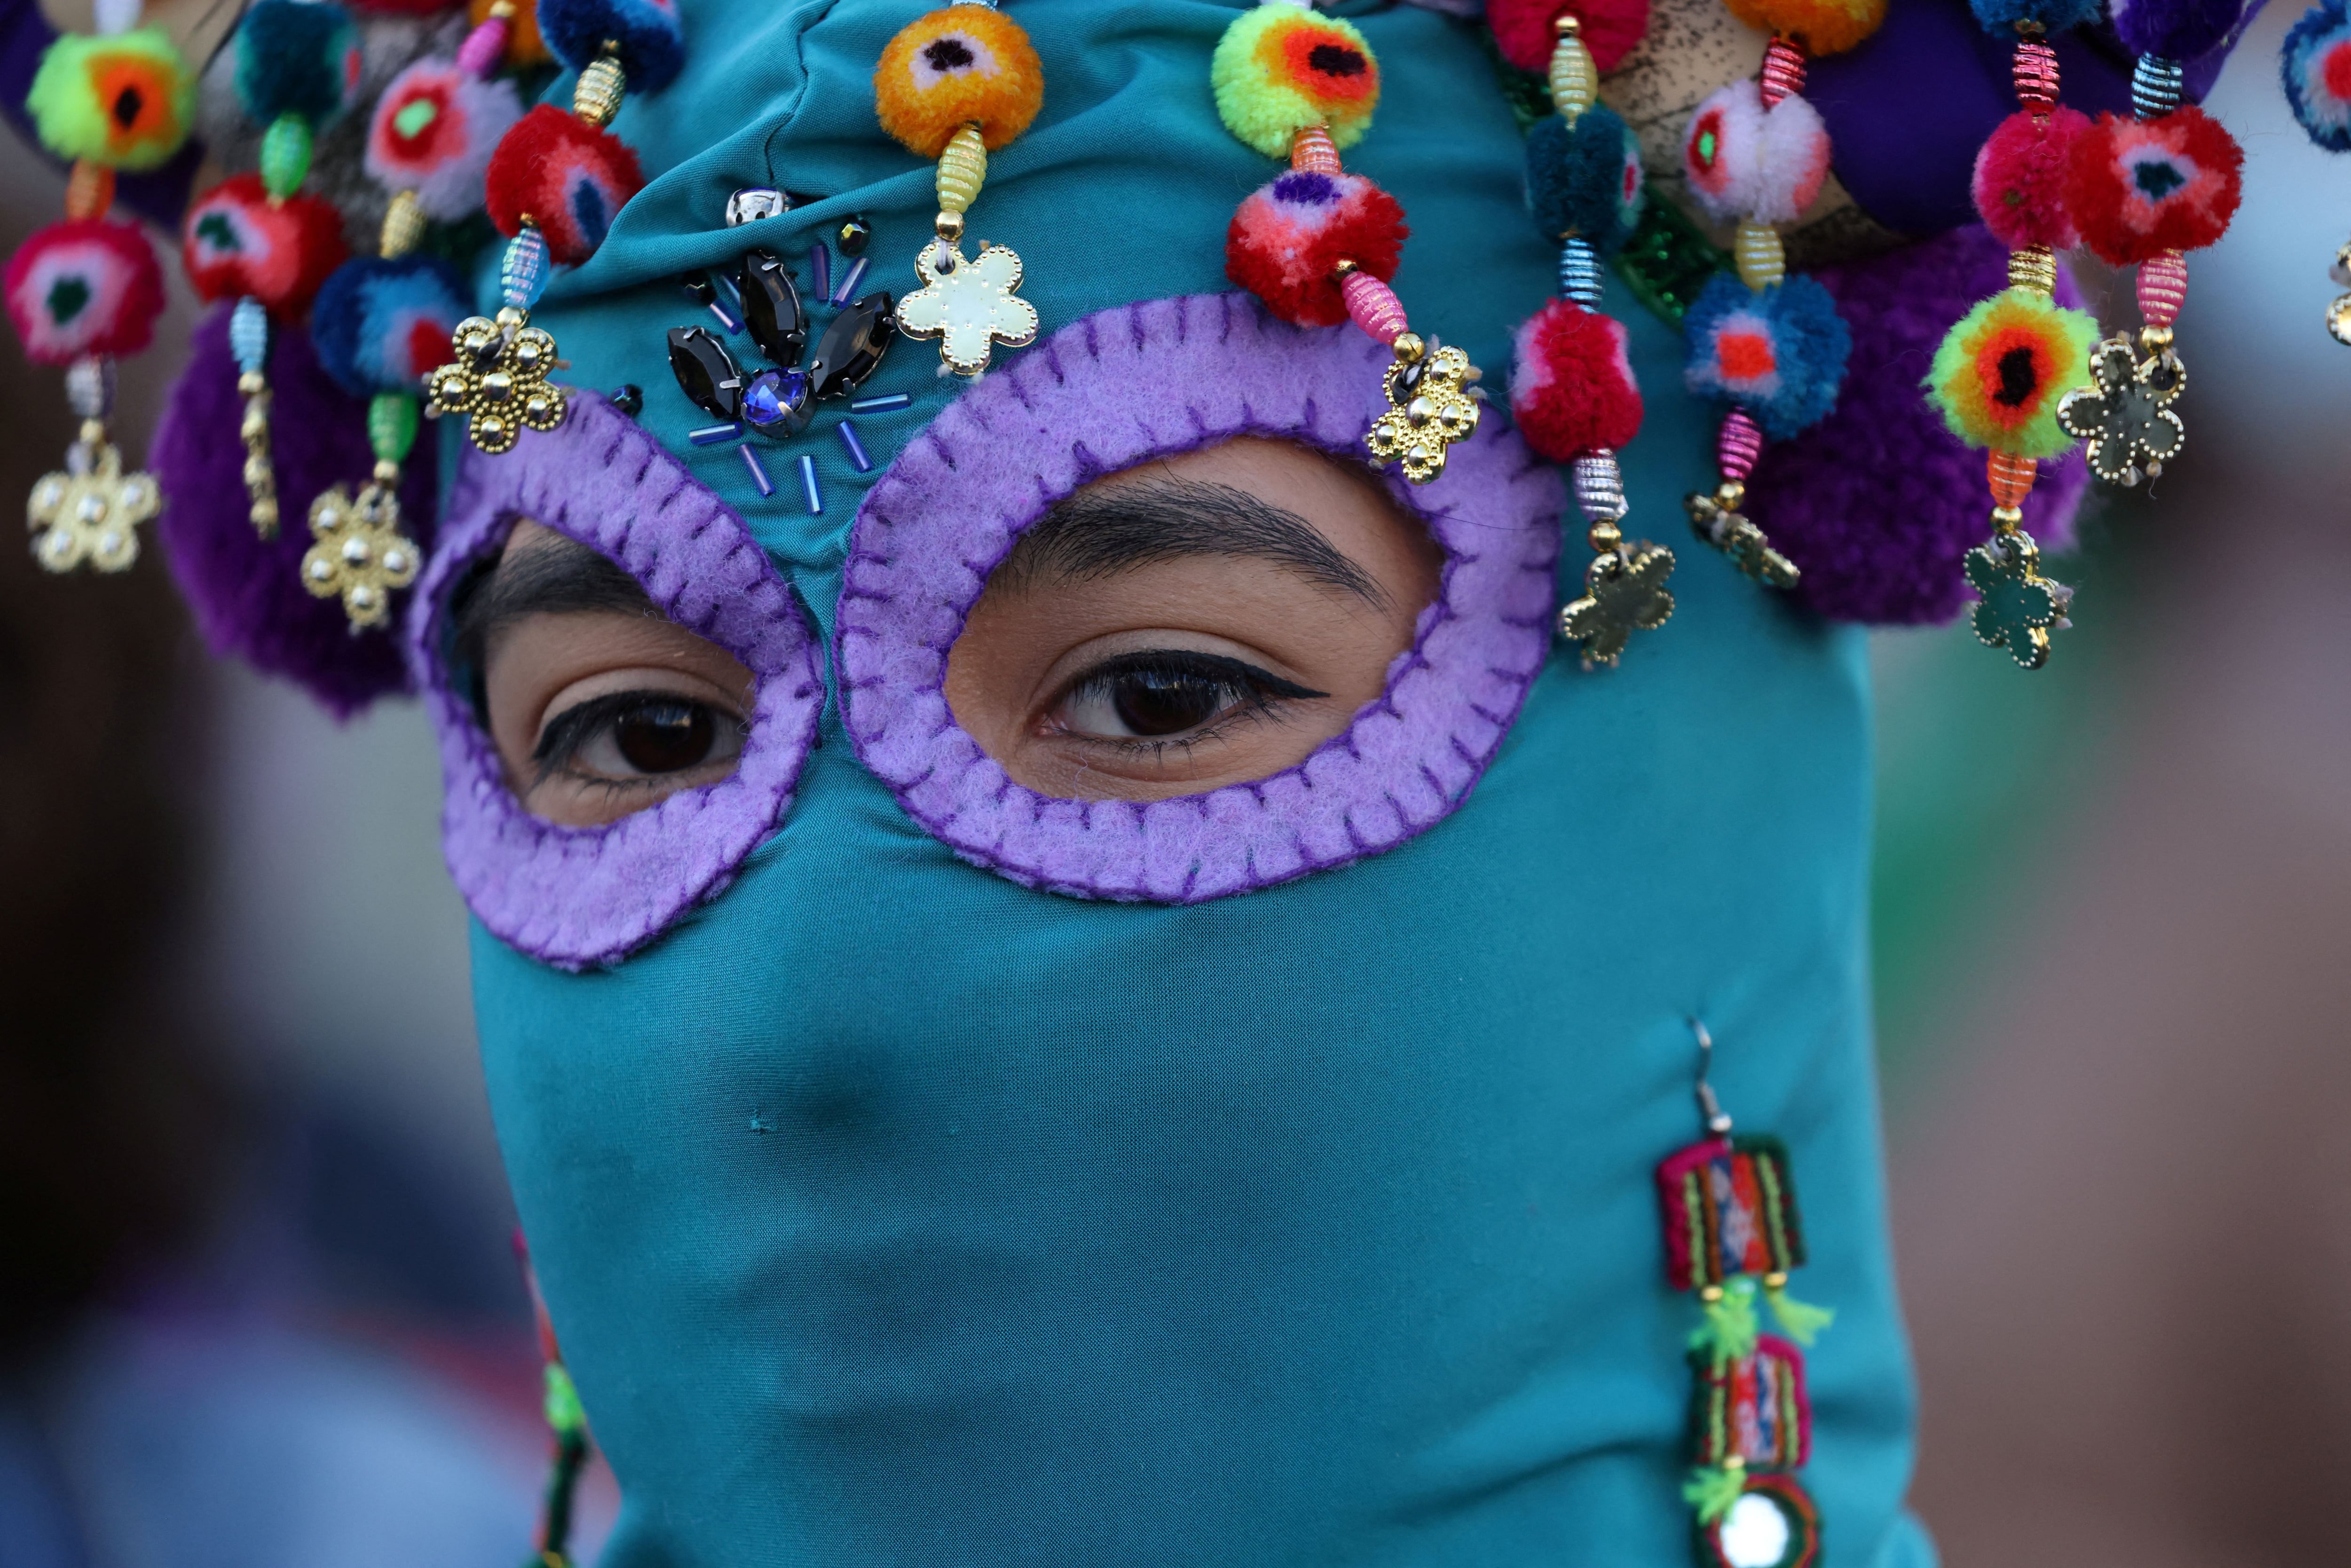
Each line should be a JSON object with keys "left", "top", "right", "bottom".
{"left": 1365, "top": 342, "right": 1482, "bottom": 486}
{"left": 300, "top": 469, "right": 421, "bottom": 630}
{"left": 426, "top": 307, "right": 567, "bottom": 456}
{"left": 28, "top": 431, "right": 158, "bottom": 574}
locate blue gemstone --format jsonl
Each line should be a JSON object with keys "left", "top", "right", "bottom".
{"left": 740, "top": 367, "right": 809, "bottom": 433}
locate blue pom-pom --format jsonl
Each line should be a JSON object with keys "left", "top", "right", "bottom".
{"left": 2111, "top": 0, "right": 2244, "bottom": 61}
{"left": 310, "top": 255, "right": 470, "bottom": 398}
{"left": 234, "top": 0, "right": 359, "bottom": 126}
{"left": 1527, "top": 106, "right": 1644, "bottom": 258}
{"left": 2283, "top": 0, "right": 2351, "bottom": 151}
{"left": 1967, "top": 0, "right": 2106, "bottom": 34}
{"left": 536, "top": 0, "right": 686, "bottom": 93}
{"left": 1683, "top": 272, "right": 1851, "bottom": 441}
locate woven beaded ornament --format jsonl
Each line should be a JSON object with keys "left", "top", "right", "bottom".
{"left": 1659, "top": 1023, "right": 1833, "bottom": 1568}
{"left": 1925, "top": 1, "right": 2103, "bottom": 671}
{"left": 1674, "top": 0, "right": 1875, "bottom": 591}
{"left": 1216, "top": 0, "right": 1483, "bottom": 485}
{"left": 10, "top": 3, "right": 191, "bottom": 575}
{"left": 1484, "top": 2, "right": 1673, "bottom": 667}
{"left": 876, "top": 2, "right": 1044, "bottom": 377}
{"left": 2280, "top": 0, "right": 2351, "bottom": 341}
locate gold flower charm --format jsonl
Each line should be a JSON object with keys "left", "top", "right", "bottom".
{"left": 1686, "top": 484, "right": 1798, "bottom": 589}
{"left": 28, "top": 428, "right": 159, "bottom": 575}
{"left": 2055, "top": 335, "right": 2184, "bottom": 487}
{"left": 895, "top": 241, "right": 1039, "bottom": 376}
{"left": 1964, "top": 527, "right": 2070, "bottom": 671}
{"left": 426, "top": 307, "right": 568, "bottom": 456}
{"left": 1560, "top": 540, "right": 1676, "bottom": 670}
{"left": 302, "top": 468, "right": 420, "bottom": 631}
{"left": 1366, "top": 339, "right": 1481, "bottom": 485}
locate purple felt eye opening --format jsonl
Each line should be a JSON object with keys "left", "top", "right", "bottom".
{"left": 836, "top": 292, "right": 1563, "bottom": 904}
{"left": 407, "top": 392, "right": 824, "bottom": 970}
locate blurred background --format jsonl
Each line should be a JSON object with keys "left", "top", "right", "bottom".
{"left": 1, "top": 0, "right": 2345, "bottom": 1562}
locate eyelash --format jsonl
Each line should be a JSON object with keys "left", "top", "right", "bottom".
{"left": 1043, "top": 650, "right": 1326, "bottom": 759}
{"left": 530, "top": 689, "right": 740, "bottom": 793}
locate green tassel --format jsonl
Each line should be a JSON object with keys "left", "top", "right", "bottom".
{"left": 543, "top": 1362, "right": 586, "bottom": 1437}
{"left": 1766, "top": 1282, "right": 1835, "bottom": 1346}
{"left": 1682, "top": 1464, "right": 1747, "bottom": 1526}
{"left": 260, "top": 113, "right": 312, "bottom": 199}
{"left": 1689, "top": 1279, "right": 1759, "bottom": 1369}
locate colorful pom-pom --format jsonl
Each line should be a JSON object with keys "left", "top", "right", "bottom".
{"left": 1225, "top": 171, "right": 1407, "bottom": 328}
{"left": 1488, "top": 0, "right": 1651, "bottom": 76}
{"left": 25, "top": 30, "right": 196, "bottom": 173}
{"left": 2282, "top": 0, "right": 2351, "bottom": 152}
{"left": 537, "top": 0, "right": 685, "bottom": 93}
{"left": 310, "top": 256, "right": 467, "bottom": 398}
{"left": 1722, "top": 0, "right": 1887, "bottom": 56}
{"left": 1682, "top": 272, "right": 1851, "bottom": 441}
{"left": 1971, "top": 107, "right": 2089, "bottom": 250}
{"left": 1510, "top": 298, "right": 1644, "bottom": 462}
{"left": 2066, "top": 106, "right": 2243, "bottom": 265}
{"left": 182, "top": 173, "right": 350, "bottom": 315}
{"left": 1925, "top": 286, "right": 2100, "bottom": 458}
{"left": 1529, "top": 104, "right": 1644, "bottom": 254}
{"left": 872, "top": 5, "right": 1044, "bottom": 158}
{"left": 1680, "top": 80, "right": 1831, "bottom": 229}
{"left": 365, "top": 57, "right": 522, "bottom": 221}
{"left": 4, "top": 219, "right": 166, "bottom": 366}
{"left": 234, "top": 0, "right": 361, "bottom": 127}
{"left": 2111, "top": 0, "right": 2244, "bottom": 65}
{"left": 470, "top": 0, "right": 552, "bottom": 67}
{"left": 1212, "top": 2, "right": 1380, "bottom": 160}
{"left": 1967, "top": 0, "right": 2106, "bottom": 34}
{"left": 483, "top": 104, "right": 645, "bottom": 265}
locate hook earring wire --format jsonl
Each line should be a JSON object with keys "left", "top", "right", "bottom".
{"left": 1690, "top": 1017, "right": 1734, "bottom": 1137}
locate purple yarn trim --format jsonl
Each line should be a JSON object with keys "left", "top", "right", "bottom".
{"left": 152, "top": 304, "right": 434, "bottom": 717}
{"left": 406, "top": 392, "right": 825, "bottom": 970}
{"left": 1752, "top": 226, "right": 2090, "bottom": 626}
{"left": 836, "top": 292, "right": 1562, "bottom": 905}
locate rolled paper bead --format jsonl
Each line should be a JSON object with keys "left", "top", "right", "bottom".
{"left": 471, "top": 0, "right": 549, "bottom": 67}
{"left": 572, "top": 54, "right": 624, "bottom": 128}
{"left": 1341, "top": 269, "right": 1408, "bottom": 345}
{"left": 1549, "top": 27, "right": 1597, "bottom": 122}
{"left": 1573, "top": 449, "right": 1629, "bottom": 521}
{"left": 457, "top": 15, "right": 509, "bottom": 77}
{"left": 230, "top": 296, "right": 270, "bottom": 373}
{"left": 1736, "top": 221, "right": 1787, "bottom": 290}
{"left": 1558, "top": 236, "right": 1604, "bottom": 305}
{"left": 1987, "top": 449, "right": 2038, "bottom": 507}
{"left": 2007, "top": 243, "right": 2057, "bottom": 293}
{"left": 65, "top": 355, "right": 115, "bottom": 420}
{"left": 1759, "top": 39, "right": 1807, "bottom": 107}
{"left": 2131, "top": 55, "right": 2185, "bottom": 119}
{"left": 500, "top": 225, "right": 549, "bottom": 309}
{"left": 64, "top": 161, "right": 114, "bottom": 221}
{"left": 259, "top": 114, "right": 313, "bottom": 199}
{"left": 2013, "top": 41, "right": 2060, "bottom": 114}
{"left": 1718, "top": 408, "right": 1765, "bottom": 482}
{"left": 380, "top": 190, "right": 426, "bottom": 258}
{"left": 936, "top": 126, "right": 987, "bottom": 215}
{"left": 368, "top": 391, "right": 419, "bottom": 465}
{"left": 875, "top": 4, "right": 1045, "bottom": 158}
{"left": 1290, "top": 125, "right": 1342, "bottom": 174}
{"left": 1212, "top": 3, "right": 1381, "bottom": 158}
{"left": 2137, "top": 249, "right": 2188, "bottom": 329}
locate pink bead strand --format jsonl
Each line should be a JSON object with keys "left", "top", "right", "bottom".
{"left": 1759, "top": 39, "right": 1807, "bottom": 109}
{"left": 457, "top": 16, "right": 509, "bottom": 79}
{"left": 2137, "top": 250, "right": 2188, "bottom": 331}
{"left": 1717, "top": 409, "right": 1764, "bottom": 483}
{"left": 1341, "top": 270, "right": 1409, "bottom": 346}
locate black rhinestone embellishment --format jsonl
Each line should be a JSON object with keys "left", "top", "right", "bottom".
{"left": 607, "top": 383, "right": 644, "bottom": 418}
{"left": 836, "top": 215, "right": 872, "bottom": 257}
{"left": 737, "top": 249, "right": 807, "bottom": 368}
{"left": 807, "top": 292, "right": 896, "bottom": 403}
{"left": 667, "top": 325, "right": 746, "bottom": 419}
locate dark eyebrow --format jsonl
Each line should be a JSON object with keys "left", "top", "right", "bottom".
{"left": 994, "top": 476, "right": 1389, "bottom": 609}
{"left": 447, "top": 527, "right": 657, "bottom": 716}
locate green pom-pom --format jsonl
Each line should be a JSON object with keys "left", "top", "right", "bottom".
{"left": 1925, "top": 286, "right": 2101, "bottom": 459}
{"left": 1211, "top": 1, "right": 1380, "bottom": 160}
{"left": 26, "top": 29, "right": 196, "bottom": 172}
{"left": 1682, "top": 1465, "right": 1748, "bottom": 1526}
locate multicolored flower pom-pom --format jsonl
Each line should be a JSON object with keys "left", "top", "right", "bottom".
{"left": 25, "top": 29, "right": 196, "bottom": 173}
{"left": 1683, "top": 273, "right": 1850, "bottom": 441}
{"left": 1510, "top": 299, "right": 1644, "bottom": 462}
{"left": 1722, "top": 0, "right": 1888, "bottom": 56}
{"left": 484, "top": 104, "right": 647, "bottom": 266}
{"left": 2065, "top": 107, "right": 2244, "bottom": 266}
{"left": 4, "top": 219, "right": 166, "bottom": 365}
{"left": 1530, "top": 105, "right": 1645, "bottom": 253}
{"left": 1925, "top": 286, "right": 2100, "bottom": 458}
{"left": 309, "top": 256, "right": 467, "bottom": 398}
{"left": 874, "top": 4, "right": 1045, "bottom": 158}
{"left": 1488, "top": 0, "right": 1652, "bottom": 75}
{"left": 233, "top": 0, "right": 361, "bottom": 127}
{"left": 181, "top": 173, "right": 350, "bottom": 315}
{"left": 365, "top": 58, "right": 523, "bottom": 222}
{"left": 1681, "top": 80, "right": 1831, "bottom": 229}
{"left": 537, "top": 0, "right": 686, "bottom": 93}
{"left": 1225, "top": 170, "right": 1407, "bottom": 328}
{"left": 2281, "top": 0, "right": 2351, "bottom": 153}
{"left": 1971, "top": 107, "right": 2089, "bottom": 251}
{"left": 1212, "top": 2, "right": 1380, "bottom": 160}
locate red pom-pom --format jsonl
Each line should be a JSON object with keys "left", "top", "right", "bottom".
{"left": 2066, "top": 106, "right": 2242, "bottom": 265}
{"left": 484, "top": 103, "right": 644, "bottom": 267}
{"left": 1971, "top": 106, "right": 2088, "bottom": 250}
{"left": 181, "top": 173, "right": 348, "bottom": 317}
{"left": 1490, "top": 0, "right": 1650, "bottom": 75}
{"left": 1509, "top": 299, "right": 1642, "bottom": 462}
{"left": 1224, "top": 170, "right": 1406, "bottom": 329}
{"left": 6, "top": 218, "right": 166, "bottom": 365}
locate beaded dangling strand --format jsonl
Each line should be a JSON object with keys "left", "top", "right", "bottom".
{"left": 2283, "top": 0, "right": 2351, "bottom": 342}
{"left": 1215, "top": 0, "right": 1483, "bottom": 485}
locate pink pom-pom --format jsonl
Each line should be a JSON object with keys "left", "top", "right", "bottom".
{"left": 1341, "top": 269, "right": 1408, "bottom": 345}
{"left": 1226, "top": 170, "right": 1407, "bottom": 329}
{"left": 1971, "top": 107, "right": 2088, "bottom": 251}
{"left": 1510, "top": 298, "right": 1643, "bottom": 462}
{"left": 1489, "top": 0, "right": 1652, "bottom": 76}
{"left": 2067, "top": 106, "right": 2243, "bottom": 267}
{"left": 1681, "top": 79, "right": 1830, "bottom": 228}
{"left": 484, "top": 103, "right": 644, "bottom": 265}
{"left": 366, "top": 57, "right": 522, "bottom": 222}
{"left": 181, "top": 173, "right": 348, "bottom": 316}
{"left": 5, "top": 218, "right": 166, "bottom": 365}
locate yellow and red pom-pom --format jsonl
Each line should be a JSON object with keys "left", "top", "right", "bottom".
{"left": 25, "top": 29, "right": 196, "bottom": 173}
{"left": 484, "top": 104, "right": 645, "bottom": 265}
{"left": 181, "top": 173, "right": 349, "bottom": 316}
{"left": 1721, "top": 0, "right": 1886, "bottom": 56}
{"left": 875, "top": 6, "right": 1044, "bottom": 159}
{"left": 1212, "top": 3, "right": 1379, "bottom": 160}
{"left": 1225, "top": 170, "right": 1406, "bottom": 328}
{"left": 1511, "top": 299, "right": 1644, "bottom": 462}
{"left": 1925, "top": 286, "right": 2099, "bottom": 459}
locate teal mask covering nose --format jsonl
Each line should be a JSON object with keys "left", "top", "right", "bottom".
{"left": 420, "top": 2, "right": 1930, "bottom": 1561}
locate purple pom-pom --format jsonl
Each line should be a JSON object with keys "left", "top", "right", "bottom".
{"left": 153, "top": 305, "right": 435, "bottom": 716}
{"left": 1748, "top": 225, "right": 2087, "bottom": 626}
{"left": 2112, "top": 0, "right": 2245, "bottom": 63}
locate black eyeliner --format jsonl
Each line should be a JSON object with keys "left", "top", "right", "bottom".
{"left": 1068, "top": 650, "right": 1328, "bottom": 703}
{"left": 530, "top": 690, "right": 732, "bottom": 788}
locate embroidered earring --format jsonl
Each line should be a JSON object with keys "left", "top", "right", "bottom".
{"left": 9, "top": 1, "right": 190, "bottom": 574}
{"left": 2282, "top": 0, "right": 2351, "bottom": 342}
{"left": 1659, "top": 1021, "right": 1832, "bottom": 1568}
{"left": 1215, "top": 0, "right": 1484, "bottom": 485}
{"left": 876, "top": 2, "right": 1044, "bottom": 377}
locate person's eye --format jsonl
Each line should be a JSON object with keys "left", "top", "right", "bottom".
{"left": 533, "top": 691, "right": 747, "bottom": 788}
{"left": 1044, "top": 652, "right": 1327, "bottom": 748}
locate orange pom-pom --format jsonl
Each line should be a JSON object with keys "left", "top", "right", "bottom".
{"left": 875, "top": 7, "right": 1043, "bottom": 159}
{"left": 1722, "top": 0, "right": 1886, "bottom": 56}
